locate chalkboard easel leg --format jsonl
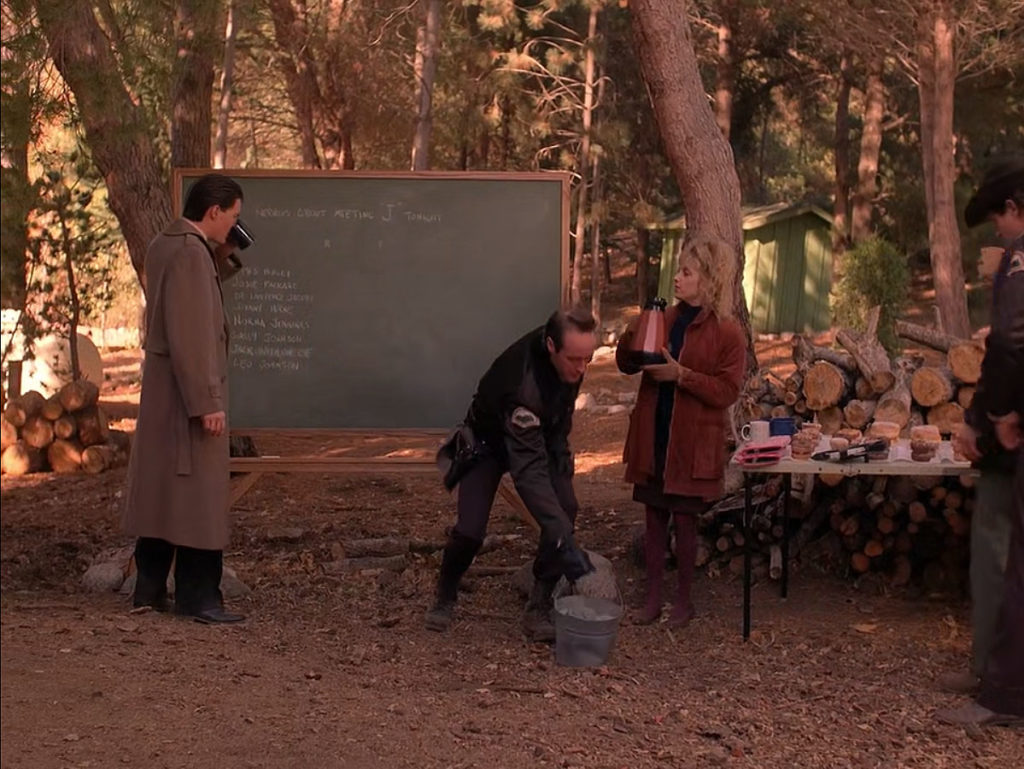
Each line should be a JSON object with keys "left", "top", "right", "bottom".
{"left": 496, "top": 480, "right": 541, "bottom": 533}
{"left": 230, "top": 472, "right": 263, "bottom": 507}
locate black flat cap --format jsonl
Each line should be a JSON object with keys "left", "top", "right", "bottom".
{"left": 964, "top": 155, "right": 1024, "bottom": 228}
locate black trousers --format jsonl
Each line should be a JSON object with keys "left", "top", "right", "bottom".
{"left": 978, "top": 451, "right": 1024, "bottom": 716}
{"left": 134, "top": 537, "right": 224, "bottom": 612}
{"left": 453, "top": 454, "right": 578, "bottom": 582}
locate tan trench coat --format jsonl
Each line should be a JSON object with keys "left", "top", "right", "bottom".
{"left": 123, "top": 219, "right": 231, "bottom": 550}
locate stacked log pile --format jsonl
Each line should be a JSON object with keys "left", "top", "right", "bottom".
{"left": 691, "top": 471, "right": 974, "bottom": 592}
{"left": 1, "top": 380, "right": 130, "bottom": 476}
{"left": 722, "top": 310, "right": 985, "bottom": 591}
{"left": 737, "top": 312, "right": 982, "bottom": 441}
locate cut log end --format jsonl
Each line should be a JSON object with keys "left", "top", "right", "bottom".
{"left": 2, "top": 440, "right": 44, "bottom": 476}
{"left": 926, "top": 402, "right": 965, "bottom": 436}
{"left": 58, "top": 379, "right": 100, "bottom": 413}
{"left": 947, "top": 341, "right": 984, "bottom": 385}
{"left": 81, "top": 443, "right": 121, "bottom": 474}
{"left": 48, "top": 439, "right": 83, "bottom": 474}
{"left": 803, "top": 360, "right": 849, "bottom": 411}
{"left": 910, "top": 367, "right": 954, "bottom": 408}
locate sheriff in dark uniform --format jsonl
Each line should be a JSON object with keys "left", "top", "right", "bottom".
{"left": 426, "top": 308, "right": 598, "bottom": 641}
{"left": 940, "top": 157, "right": 1024, "bottom": 726}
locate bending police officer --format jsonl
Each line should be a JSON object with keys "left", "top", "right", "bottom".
{"left": 427, "top": 307, "right": 599, "bottom": 642}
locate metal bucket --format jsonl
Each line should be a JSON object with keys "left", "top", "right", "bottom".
{"left": 553, "top": 595, "right": 623, "bottom": 668}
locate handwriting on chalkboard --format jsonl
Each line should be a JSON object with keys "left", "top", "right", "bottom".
{"left": 255, "top": 202, "right": 441, "bottom": 224}
{"left": 229, "top": 267, "right": 315, "bottom": 373}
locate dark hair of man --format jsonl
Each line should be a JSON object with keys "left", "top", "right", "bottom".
{"left": 182, "top": 173, "right": 244, "bottom": 222}
{"left": 544, "top": 306, "right": 597, "bottom": 351}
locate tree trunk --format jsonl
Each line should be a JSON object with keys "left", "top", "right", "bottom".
{"left": 570, "top": 5, "right": 599, "bottom": 307}
{"left": 35, "top": 0, "right": 172, "bottom": 283}
{"left": 267, "top": 0, "right": 322, "bottom": 169}
{"left": 850, "top": 55, "right": 884, "bottom": 243}
{"left": 410, "top": 0, "right": 442, "bottom": 171}
{"left": 832, "top": 51, "right": 852, "bottom": 268}
{"left": 213, "top": 0, "right": 239, "bottom": 169}
{"left": 713, "top": 0, "right": 737, "bottom": 141}
{"left": 589, "top": 151, "right": 603, "bottom": 323}
{"left": 636, "top": 226, "right": 650, "bottom": 307}
{"left": 60, "top": 211, "right": 82, "bottom": 381}
{"left": 171, "top": 0, "right": 217, "bottom": 168}
{"left": 0, "top": 9, "right": 32, "bottom": 310}
{"left": 917, "top": 14, "right": 937, "bottom": 228}
{"left": 629, "top": 0, "right": 752, "bottom": 369}
{"left": 926, "top": 2, "right": 970, "bottom": 339}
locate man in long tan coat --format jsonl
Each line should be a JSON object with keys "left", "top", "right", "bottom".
{"left": 124, "top": 173, "right": 245, "bottom": 624}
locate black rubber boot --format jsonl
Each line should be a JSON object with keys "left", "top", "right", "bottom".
{"left": 425, "top": 532, "right": 481, "bottom": 632}
{"left": 522, "top": 578, "right": 557, "bottom": 643}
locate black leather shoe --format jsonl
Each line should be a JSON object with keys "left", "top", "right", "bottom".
{"left": 177, "top": 606, "right": 246, "bottom": 624}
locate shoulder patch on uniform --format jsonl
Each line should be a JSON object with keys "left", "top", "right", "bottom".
{"left": 509, "top": 406, "right": 541, "bottom": 431}
{"left": 1008, "top": 250, "right": 1024, "bottom": 276}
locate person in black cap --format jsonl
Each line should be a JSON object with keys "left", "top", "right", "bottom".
{"left": 941, "top": 157, "right": 1024, "bottom": 694}
{"left": 938, "top": 156, "right": 1024, "bottom": 726}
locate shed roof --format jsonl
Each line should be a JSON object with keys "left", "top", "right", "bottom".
{"left": 652, "top": 200, "right": 834, "bottom": 231}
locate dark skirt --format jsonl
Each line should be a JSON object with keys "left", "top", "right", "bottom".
{"left": 633, "top": 478, "right": 708, "bottom": 516}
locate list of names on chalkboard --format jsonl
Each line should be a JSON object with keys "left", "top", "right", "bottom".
{"left": 228, "top": 267, "right": 315, "bottom": 374}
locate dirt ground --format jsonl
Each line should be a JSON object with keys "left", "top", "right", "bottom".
{"left": 2, "top": 265, "right": 1021, "bottom": 768}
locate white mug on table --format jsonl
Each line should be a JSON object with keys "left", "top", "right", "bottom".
{"left": 741, "top": 419, "right": 770, "bottom": 443}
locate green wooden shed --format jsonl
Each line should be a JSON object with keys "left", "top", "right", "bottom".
{"left": 654, "top": 202, "right": 834, "bottom": 334}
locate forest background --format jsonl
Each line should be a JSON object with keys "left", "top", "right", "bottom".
{"left": 1, "top": 0, "right": 1022, "bottom": 350}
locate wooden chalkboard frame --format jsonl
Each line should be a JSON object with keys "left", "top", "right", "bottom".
{"left": 171, "top": 169, "right": 569, "bottom": 520}
{"left": 172, "top": 168, "right": 572, "bottom": 433}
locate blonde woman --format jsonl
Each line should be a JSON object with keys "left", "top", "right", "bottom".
{"left": 616, "top": 234, "right": 747, "bottom": 626}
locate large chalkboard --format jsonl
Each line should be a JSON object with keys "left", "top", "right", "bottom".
{"left": 173, "top": 170, "right": 569, "bottom": 430}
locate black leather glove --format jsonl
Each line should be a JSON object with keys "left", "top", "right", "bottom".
{"left": 558, "top": 539, "right": 595, "bottom": 582}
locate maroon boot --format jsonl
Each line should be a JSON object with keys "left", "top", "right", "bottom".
{"left": 636, "top": 506, "right": 670, "bottom": 624}
{"left": 669, "top": 512, "right": 698, "bottom": 628}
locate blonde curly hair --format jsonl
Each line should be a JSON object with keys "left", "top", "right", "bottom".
{"left": 677, "top": 233, "right": 736, "bottom": 319}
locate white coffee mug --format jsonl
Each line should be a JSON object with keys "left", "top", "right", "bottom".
{"left": 741, "top": 420, "right": 770, "bottom": 443}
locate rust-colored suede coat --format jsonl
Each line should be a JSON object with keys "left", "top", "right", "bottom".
{"left": 617, "top": 304, "right": 746, "bottom": 500}
{"left": 123, "top": 219, "right": 231, "bottom": 550}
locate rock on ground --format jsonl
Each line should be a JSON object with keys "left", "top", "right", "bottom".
{"left": 513, "top": 550, "right": 619, "bottom": 604}
{"left": 118, "top": 565, "right": 251, "bottom": 600}
{"left": 81, "top": 562, "right": 127, "bottom": 592}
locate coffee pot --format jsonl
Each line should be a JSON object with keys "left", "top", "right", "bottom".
{"left": 627, "top": 297, "right": 667, "bottom": 367}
